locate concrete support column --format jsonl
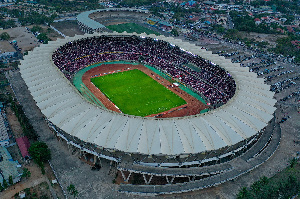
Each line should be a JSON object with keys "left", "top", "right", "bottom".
{"left": 120, "top": 170, "right": 132, "bottom": 182}
{"left": 166, "top": 176, "right": 175, "bottom": 184}
{"left": 143, "top": 174, "right": 153, "bottom": 185}
{"left": 94, "top": 154, "right": 97, "bottom": 165}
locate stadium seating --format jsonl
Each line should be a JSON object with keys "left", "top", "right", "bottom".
{"left": 52, "top": 36, "right": 236, "bottom": 106}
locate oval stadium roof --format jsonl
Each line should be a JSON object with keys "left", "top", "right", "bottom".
{"left": 19, "top": 32, "right": 277, "bottom": 155}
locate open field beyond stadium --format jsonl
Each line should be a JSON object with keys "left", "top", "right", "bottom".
{"left": 91, "top": 69, "right": 186, "bottom": 116}
{"left": 106, "top": 23, "right": 160, "bottom": 35}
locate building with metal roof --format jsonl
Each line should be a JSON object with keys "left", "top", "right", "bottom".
{"left": 16, "top": 137, "right": 30, "bottom": 159}
{"left": 0, "top": 111, "right": 9, "bottom": 147}
{"left": 0, "top": 147, "right": 21, "bottom": 184}
{"left": 18, "top": 33, "right": 276, "bottom": 164}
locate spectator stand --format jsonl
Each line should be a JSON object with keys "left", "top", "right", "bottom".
{"left": 18, "top": 32, "right": 277, "bottom": 193}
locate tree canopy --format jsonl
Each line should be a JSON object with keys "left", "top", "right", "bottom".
{"left": 29, "top": 141, "right": 51, "bottom": 165}
{"left": 0, "top": 19, "right": 16, "bottom": 29}
{"left": 37, "top": 33, "right": 50, "bottom": 44}
{"left": 171, "top": 28, "right": 179, "bottom": 37}
{"left": 0, "top": 32, "right": 10, "bottom": 40}
{"left": 237, "top": 161, "right": 300, "bottom": 199}
{"left": 67, "top": 184, "right": 79, "bottom": 197}
{"left": 229, "top": 11, "right": 280, "bottom": 34}
{"left": 31, "top": 25, "right": 43, "bottom": 33}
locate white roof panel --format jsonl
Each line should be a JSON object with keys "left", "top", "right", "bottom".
{"left": 19, "top": 33, "right": 276, "bottom": 155}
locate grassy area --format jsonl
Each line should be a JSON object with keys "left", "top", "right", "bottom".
{"left": 106, "top": 23, "right": 160, "bottom": 35}
{"left": 91, "top": 69, "right": 186, "bottom": 116}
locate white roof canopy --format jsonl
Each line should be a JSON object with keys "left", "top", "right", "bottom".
{"left": 19, "top": 33, "right": 276, "bottom": 155}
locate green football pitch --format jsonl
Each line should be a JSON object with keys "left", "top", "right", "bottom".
{"left": 91, "top": 69, "right": 186, "bottom": 116}
{"left": 106, "top": 23, "right": 160, "bottom": 35}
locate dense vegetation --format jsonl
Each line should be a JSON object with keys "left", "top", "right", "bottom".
{"left": 0, "top": 7, "right": 57, "bottom": 26}
{"left": 18, "top": 12, "right": 57, "bottom": 26}
{"left": 229, "top": 11, "right": 281, "bottom": 34}
{"left": 250, "top": 0, "right": 300, "bottom": 14}
{"left": 271, "top": 34, "right": 300, "bottom": 63}
{"left": 237, "top": 159, "right": 300, "bottom": 199}
{"left": 29, "top": 141, "right": 51, "bottom": 174}
{"left": 10, "top": 98, "right": 39, "bottom": 141}
{"left": 113, "top": 0, "right": 162, "bottom": 7}
{"left": 0, "top": 19, "right": 16, "bottom": 29}
{"left": 35, "top": 0, "right": 102, "bottom": 13}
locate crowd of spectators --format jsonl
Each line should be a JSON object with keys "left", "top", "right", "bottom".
{"left": 52, "top": 36, "right": 236, "bottom": 106}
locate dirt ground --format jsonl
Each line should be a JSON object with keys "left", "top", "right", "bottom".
{"left": 0, "top": 161, "right": 64, "bottom": 199}
{"left": 6, "top": 107, "right": 23, "bottom": 138}
{"left": 51, "top": 20, "right": 84, "bottom": 37}
{"left": 82, "top": 63, "right": 208, "bottom": 118}
{"left": 3, "top": 106, "right": 65, "bottom": 198}
{"left": 106, "top": 21, "right": 128, "bottom": 26}
{"left": 239, "top": 31, "right": 287, "bottom": 47}
{"left": 0, "top": 27, "right": 40, "bottom": 53}
{"left": 26, "top": 24, "right": 63, "bottom": 41}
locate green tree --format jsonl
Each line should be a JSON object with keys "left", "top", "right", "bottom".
{"left": 3, "top": 178, "right": 8, "bottom": 189}
{"left": 0, "top": 32, "right": 10, "bottom": 40}
{"left": 213, "top": 24, "right": 225, "bottom": 34}
{"left": 21, "top": 168, "right": 31, "bottom": 178}
{"left": 37, "top": 33, "right": 50, "bottom": 44}
{"left": 31, "top": 25, "right": 43, "bottom": 33}
{"left": 0, "top": 62, "right": 5, "bottom": 68}
{"left": 8, "top": 175, "right": 13, "bottom": 185}
{"left": 0, "top": 183, "right": 3, "bottom": 192}
{"left": 289, "top": 157, "right": 298, "bottom": 168}
{"left": 10, "top": 101, "right": 39, "bottom": 141}
{"left": 67, "top": 184, "right": 79, "bottom": 197}
{"left": 0, "top": 19, "right": 16, "bottom": 29}
{"left": 171, "top": 28, "right": 179, "bottom": 37}
{"left": 29, "top": 142, "right": 51, "bottom": 167}
{"left": 237, "top": 187, "right": 252, "bottom": 199}
{"left": 225, "top": 29, "right": 240, "bottom": 39}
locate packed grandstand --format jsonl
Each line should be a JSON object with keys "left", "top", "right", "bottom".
{"left": 52, "top": 35, "right": 236, "bottom": 107}
{"left": 19, "top": 32, "right": 276, "bottom": 168}
{"left": 18, "top": 32, "right": 279, "bottom": 194}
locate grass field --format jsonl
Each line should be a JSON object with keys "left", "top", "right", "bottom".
{"left": 91, "top": 69, "right": 186, "bottom": 116}
{"left": 106, "top": 23, "right": 160, "bottom": 35}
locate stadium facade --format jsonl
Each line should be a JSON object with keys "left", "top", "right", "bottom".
{"left": 19, "top": 32, "right": 278, "bottom": 195}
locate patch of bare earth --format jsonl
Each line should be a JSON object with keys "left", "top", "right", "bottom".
{"left": 6, "top": 107, "right": 23, "bottom": 138}
{"left": 51, "top": 20, "right": 84, "bottom": 37}
{"left": 240, "top": 31, "right": 287, "bottom": 47}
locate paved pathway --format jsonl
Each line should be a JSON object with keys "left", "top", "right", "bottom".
{"left": 0, "top": 178, "right": 45, "bottom": 199}
{"left": 0, "top": 165, "right": 57, "bottom": 199}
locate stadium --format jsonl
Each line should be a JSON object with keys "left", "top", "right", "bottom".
{"left": 19, "top": 32, "right": 278, "bottom": 195}
{"left": 77, "top": 8, "right": 149, "bottom": 33}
